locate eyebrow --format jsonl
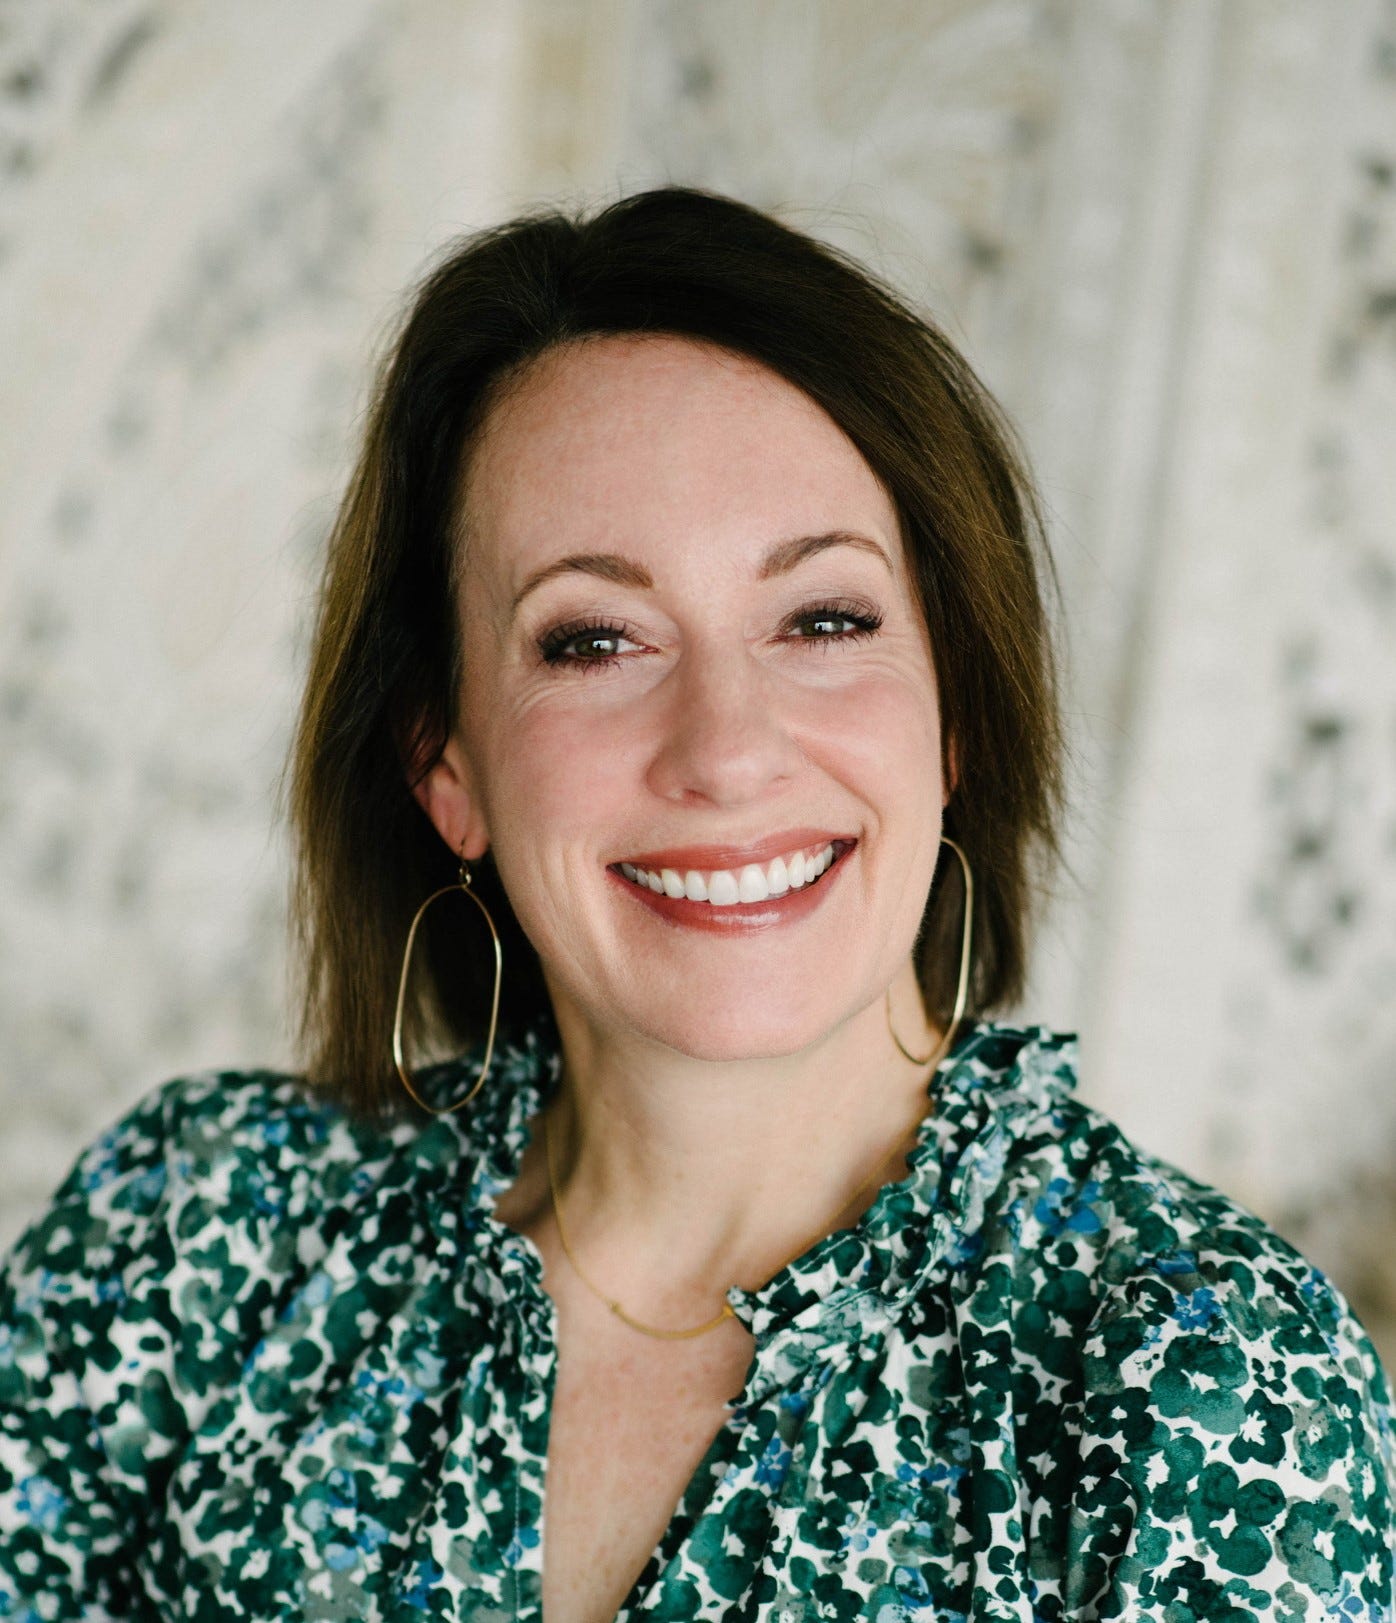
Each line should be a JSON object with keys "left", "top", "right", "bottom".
{"left": 509, "top": 529, "right": 892, "bottom": 617}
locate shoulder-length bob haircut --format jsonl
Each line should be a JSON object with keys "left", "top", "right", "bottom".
{"left": 285, "top": 185, "right": 1071, "bottom": 1124}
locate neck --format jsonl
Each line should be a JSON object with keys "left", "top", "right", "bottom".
{"left": 528, "top": 963, "right": 945, "bottom": 1316}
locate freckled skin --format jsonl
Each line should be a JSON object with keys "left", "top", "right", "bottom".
{"left": 402, "top": 334, "right": 966, "bottom": 1619}
{"left": 414, "top": 334, "right": 949, "bottom": 1065}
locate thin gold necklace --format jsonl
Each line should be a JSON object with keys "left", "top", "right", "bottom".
{"left": 540, "top": 1037, "right": 949, "bottom": 1340}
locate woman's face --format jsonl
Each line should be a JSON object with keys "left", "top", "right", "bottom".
{"left": 420, "top": 334, "right": 951, "bottom": 1061}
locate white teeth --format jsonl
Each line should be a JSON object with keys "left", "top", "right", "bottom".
{"left": 618, "top": 841, "right": 845, "bottom": 906}
{"left": 737, "top": 864, "right": 769, "bottom": 903}
{"left": 707, "top": 870, "right": 740, "bottom": 905}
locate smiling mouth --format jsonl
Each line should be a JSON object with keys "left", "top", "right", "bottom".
{"left": 612, "top": 839, "right": 854, "bottom": 906}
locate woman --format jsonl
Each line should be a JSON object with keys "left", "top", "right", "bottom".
{"left": 1, "top": 188, "right": 1391, "bottom": 1622}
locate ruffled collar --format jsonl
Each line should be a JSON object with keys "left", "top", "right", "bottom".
{"left": 401, "top": 1017, "right": 1079, "bottom": 1402}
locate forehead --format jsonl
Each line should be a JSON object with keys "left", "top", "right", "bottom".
{"left": 456, "top": 334, "right": 899, "bottom": 561}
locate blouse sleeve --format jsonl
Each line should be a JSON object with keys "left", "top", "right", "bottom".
{"left": 1063, "top": 1260, "right": 1396, "bottom": 1620}
{"left": 0, "top": 1084, "right": 181, "bottom": 1619}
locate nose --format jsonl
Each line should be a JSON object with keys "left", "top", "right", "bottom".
{"left": 644, "top": 642, "right": 805, "bottom": 809}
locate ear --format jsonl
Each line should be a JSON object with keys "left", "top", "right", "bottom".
{"left": 942, "top": 729, "right": 960, "bottom": 807}
{"left": 408, "top": 729, "right": 491, "bottom": 863}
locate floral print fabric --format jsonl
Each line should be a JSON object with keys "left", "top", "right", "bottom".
{"left": 1, "top": 1019, "right": 1393, "bottom": 1620}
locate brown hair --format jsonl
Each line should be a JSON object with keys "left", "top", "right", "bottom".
{"left": 284, "top": 186, "right": 1072, "bottom": 1124}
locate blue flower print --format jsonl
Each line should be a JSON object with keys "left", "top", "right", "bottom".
{"left": 754, "top": 1436, "right": 793, "bottom": 1491}
{"left": 502, "top": 1523, "right": 541, "bottom": 1567}
{"left": 1300, "top": 1265, "right": 1333, "bottom": 1305}
{"left": 1171, "top": 1286, "right": 1221, "bottom": 1332}
{"left": 1327, "top": 1573, "right": 1385, "bottom": 1619}
{"left": 1153, "top": 1249, "right": 1198, "bottom": 1278}
{"left": 78, "top": 1142, "right": 121, "bottom": 1195}
{"left": 896, "top": 1458, "right": 966, "bottom": 1496}
{"left": 840, "top": 1508, "right": 874, "bottom": 1552}
{"left": 296, "top": 1466, "right": 390, "bottom": 1575}
{"left": 246, "top": 1170, "right": 283, "bottom": 1220}
{"left": 399, "top": 1557, "right": 444, "bottom": 1610}
{"left": 946, "top": 1227, "right": 985, "bottom": 1269}
{"left": 1033, "top": 1176, "right": 1103, "bottom": 1239}
{"left": 94, "top": 1274, "right": 126, "bottom": 1305}
{"left": 777, "top": 1387, "right": 811, "bottom": 1421}
{"left": 891, "top": 1563, "right": 937, "bottom": 1611}
{"left": 126, "top": 1163, "right": 167, "bottom": 1209}
{"left": 16, "top": 1475, "right": 65, "bottom": 1533}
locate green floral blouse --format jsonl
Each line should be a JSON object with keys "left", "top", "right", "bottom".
{"left": 2, "top": 1020, "right": 1393, "bottom": 1620}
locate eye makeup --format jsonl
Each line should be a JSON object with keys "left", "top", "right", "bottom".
{"left": 536, "top": 598, "right": 885, "bottom": 672}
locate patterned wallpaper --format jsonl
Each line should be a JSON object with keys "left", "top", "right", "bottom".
{"left": 0, "top": 0, "right": 517, "bottom": 1222}
{"left": 1, "top": 0, "right": 1392, "bottom": 1351}
{"left": 1217, "top": 2, "right": 1396, "bottom": 1326}
{"left": 0, "top": 0, "right": 163, "bottom": 265}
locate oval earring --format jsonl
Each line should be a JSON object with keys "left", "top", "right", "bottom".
{"left": 886, "top": 834, "right": 974, "bottom": 1070}
{"left": 392, "top": 845, "right": 503, "bottom": 1115}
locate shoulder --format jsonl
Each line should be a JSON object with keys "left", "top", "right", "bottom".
{"left": 8, "top": 1068, "right": 401, "bottom": 1271}
{"left": 957, "top": 1022, "right": 1381, "bottom": 1352}
{"left": 974, "top": 1021, "right": 1392, "bottom": 1396}
{"left": 0, "top": 1068, "right": 460, "bottom": 1587}
{"left": 955, "top": 1021, "right": 1396, "bottom": 1610}
{"left": 3, "top": 1027, "right": 558, "bottom": 1311}
{"left": 0, "top": 1066, "right": 455, "bottom": 1514}
{"left": 0, "top": 1067, "right": 430, "bottom": 1393}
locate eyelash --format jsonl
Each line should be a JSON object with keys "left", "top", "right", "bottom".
{"left": 537, "top": 601, "right": 885, "bottom": 672}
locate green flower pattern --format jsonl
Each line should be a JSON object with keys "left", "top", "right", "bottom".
{"left": 1, "top": 1021, "right": 1392, "bottom": 1619}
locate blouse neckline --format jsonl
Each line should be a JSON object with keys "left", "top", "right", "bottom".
{"left": 398, "top": 1016, "right": 1077, "bottom": 1404}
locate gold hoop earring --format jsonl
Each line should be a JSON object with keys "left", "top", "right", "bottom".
{"left": 392, "top": 848, "right": 502, "bottom": 1115}
{"left": 886, "top": 834, "right": 974, "bottom": 1069}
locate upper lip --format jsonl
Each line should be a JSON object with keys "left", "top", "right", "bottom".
{"left": 614, "top": 829, "right": 855, "bottom": 871}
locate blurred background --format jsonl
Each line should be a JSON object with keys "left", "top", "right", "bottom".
{"left": 1, "top": 0, "right": 1393, "bottom": 1359}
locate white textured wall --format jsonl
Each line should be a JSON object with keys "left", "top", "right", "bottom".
{"left": 0, "top": 0, "right": 525, "bottom": 1209}
{"left": 2, "top": 0, "right": 1393, "bottom": 1350}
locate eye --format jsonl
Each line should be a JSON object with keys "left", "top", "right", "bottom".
{"left": 782, "top": 601, "right": 884, "bottom": 645}
{"left": 538, "top": 619, "right": 644, "bottom": 671}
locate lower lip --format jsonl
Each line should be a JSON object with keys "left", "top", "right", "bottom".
{"left": 607, "top": 842, "right": 855, "bottom": 935}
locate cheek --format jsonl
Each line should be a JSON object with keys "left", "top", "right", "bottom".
{"left": 474, "top": 691, "right": 636, "bottom": 849}
{"left": 792, "top": 668, "right": 941, "bottom": 790}
{"left": 470, "top": 659, "right": 941, "bottom": 846}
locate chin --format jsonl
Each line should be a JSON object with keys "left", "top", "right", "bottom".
{"left": 624, "top": 993, "right": 850, "bottom": 1064}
